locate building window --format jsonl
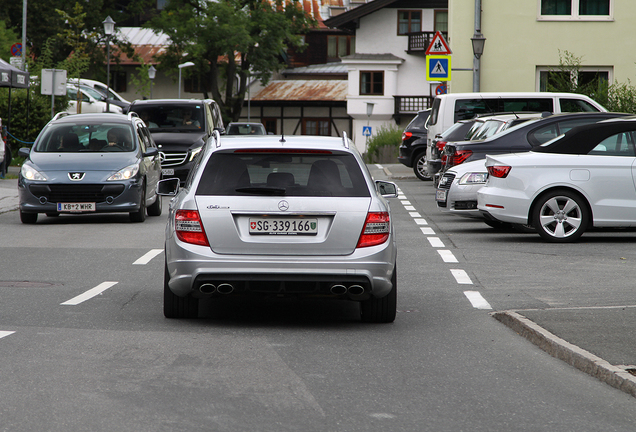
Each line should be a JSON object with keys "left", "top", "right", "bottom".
{"left": 539, "top": 0, "right": 611, "bottom": 20}
{"left": 434, "top": 10, "right": 448, "bottom": 32}
{"left": 537, "top": 67, "right": 611, "bottom": 92}
{"left": 303, "top": 119, "right": 331, "bottom": 136}
{"left": 398, "top": 10, "right": 422, "bottom": 35}
{"left": 360, "top": 71, "right": 384, "bottom": 96}
{"left": 110, "top": 71, "right": 126, "bottom": 93}
{"left": 328, "top": 35, "right": 355, "bottom": 60}
{"left": 184, "top": 75, "right": 203, "bottom": 93}
{"left": 262, "top": 118, "right": 277, "bottom": 135}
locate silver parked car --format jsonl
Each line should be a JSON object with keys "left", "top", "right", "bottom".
{"left": 18, "top": 112, "right": 162, "bottom": 224}
{"left": 158, "top": 133, "right": 399, "bottom": 322}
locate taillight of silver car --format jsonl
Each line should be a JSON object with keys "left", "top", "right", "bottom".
{"left": 357, "top": 212, "right": 390, "bottom": 248}
{"left": 486, "top": 165, "right": 511, "bottom": 178}
{"left": 175, "top": 210, "right": 209, "bottom": 246}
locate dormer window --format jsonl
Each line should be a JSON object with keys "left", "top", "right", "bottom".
{"left": 398, "top": 10, "right": 422, "bottom": 35}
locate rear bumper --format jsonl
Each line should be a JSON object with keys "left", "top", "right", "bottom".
{"left": 165, "top": 237, "right": 397, "bottom": 300}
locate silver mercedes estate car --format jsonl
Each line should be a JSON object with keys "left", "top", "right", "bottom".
{"left": 158, "top": 133, "right": 399, "bottom": 322}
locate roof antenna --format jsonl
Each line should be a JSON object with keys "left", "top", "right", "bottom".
{"left": 280, "top": 133, "right": 285, "bottom": 143}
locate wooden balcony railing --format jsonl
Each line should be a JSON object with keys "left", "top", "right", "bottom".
{"left": 407, "top": 31, "right": 449, "bottom": 54}
{"left": 394, "top": 95, "right": 434, "bottom": 115}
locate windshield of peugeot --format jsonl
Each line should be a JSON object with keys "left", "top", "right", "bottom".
{"left": 34, "top": 123, "right": 136, "bottom": 153}
{"left": 133, "top": 105, "right": 204, "bottom": 132}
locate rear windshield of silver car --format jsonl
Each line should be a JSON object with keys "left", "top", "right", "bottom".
{"left": 34, "top": 122, "right": 136, "bottom": 152}
{"left": 197, "top": 151, "right": 371, "bottom": 197}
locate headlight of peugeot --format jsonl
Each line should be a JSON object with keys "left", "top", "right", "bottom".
{"left": 107, "top": 163, "right": 140, "bottom": 181}
{"left": 189, "top": 146, "right": 203, "bottom": 161}
{"left": 459, "top": 172, "right": 488, "bottom": 185}
{"left": 21, "top": 164, "right": 47, "bottom": 181}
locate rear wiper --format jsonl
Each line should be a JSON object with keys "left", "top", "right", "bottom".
{"left": 235, "top": 187, "right": 286, "bottom": 196}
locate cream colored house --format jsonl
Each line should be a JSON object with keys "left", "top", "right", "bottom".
{"left": 449, "top": 0, "right": 631, "bottom": 93}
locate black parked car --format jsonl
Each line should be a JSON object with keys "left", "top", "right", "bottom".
{"left": 442, "top": 111, "right": 631, "bottom": 173}
{"left": 398, "top": 109, "right": 431, "bottom": 180}
{"left": 127, "top": 99, "right": 225, "bottom": 184}
{"left": 427, "top": 118, "right": 476, "bottom": 185}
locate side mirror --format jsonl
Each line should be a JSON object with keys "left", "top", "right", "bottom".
{"left": 143, "top": 147, "right": 159, "bottom": 158}
{"left": 19, "top": 147, "right": 31, "bottom": 158}
{"left": 375, "top": 180, "right": 398, "bottom": 198}
{"left": 157, "top": 178, "right": 180, "bottom": 196}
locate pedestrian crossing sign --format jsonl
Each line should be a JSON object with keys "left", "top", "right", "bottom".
{"left": 426, "top": 55, "right": 451, "bottom": 81}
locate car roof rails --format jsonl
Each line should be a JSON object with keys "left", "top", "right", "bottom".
{"left": 52, "top": 112, "right": 71, "bottom": 121}
{"left": 342, "top": 131, "right": 349, "bottom": 149}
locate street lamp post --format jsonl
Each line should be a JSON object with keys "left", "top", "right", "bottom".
{"left": 148, "top": 65, "right": 156, "bottom": 99}
{"left": 102, "top": 16, "right": 116, "bottom": 112}
{"left": 470, "top": 0, "right": 486, "bottom": 92}
{"left": 178, "top": 61, "right": 195, "bottom": 99}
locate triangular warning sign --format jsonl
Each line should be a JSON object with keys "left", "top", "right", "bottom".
{"left": 425, "top": 31, "right": 452, "bottom": 55}
{"left": 432, "top": 61, "right": 446, "bottom": 75}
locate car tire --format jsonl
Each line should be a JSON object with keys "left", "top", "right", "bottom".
{"left": 130, "top": 181, "right": 147, "bottom": 223}
{"left": 413, "top": 152, "right": 431, "bottom": 181}
{"left": 163, "top": 261, "right": 199, "bottom": 319}
{"left": 147, "top": 193, "right": 162, "bottom": 217}
{"left": 20, "top": 210, "right": 37, "bottom": 224}
{"left": 360, "top": 265, "right": 397, "bottom": 323}
{"left": 532, "top": 189, "right": 589, "bottom": 243}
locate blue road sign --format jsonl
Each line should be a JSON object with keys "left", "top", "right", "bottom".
{"left": 362, "top": 126, "right": 372, "bottom": 136}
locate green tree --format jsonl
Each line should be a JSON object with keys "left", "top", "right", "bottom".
{"left": 147, "top": 0, "right": 315, "bottom": 123}
{"left": 0, "top": 20, "right": 19, "bottom": 60}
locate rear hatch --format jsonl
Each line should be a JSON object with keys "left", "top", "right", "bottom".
{"left": 194, "top": 149, "right": 372, "bottom": 256}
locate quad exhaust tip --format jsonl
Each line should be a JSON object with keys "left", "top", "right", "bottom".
{"left": 330, "top": 284, "right": 366, "bottom": 296}
{"left": 216, "top": 283, "right": 235, "bottom": 295}
{"left": 199, "top": 283, "right": 216, "bottom": 295}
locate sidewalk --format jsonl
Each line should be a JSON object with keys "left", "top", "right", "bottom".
{"left": 2, "top": 163, "right": 636, "bottom": 397}
{"left": 0, "top": 166, "right": 19, "bottom": 214}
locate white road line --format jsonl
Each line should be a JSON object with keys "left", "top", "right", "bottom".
{"left": 414, "top": 218, "right": 428, "bottom": 225}
{"left": 464, "top": 291, "right": 492, "bottom": 310}
{"left": 375, "top": 164, "right": 383, "bottom": 169}
{"left": 401, "top": 200, "right": 411, "bottom": 205}
{"left": 0, "top": 331, "right": 15, "bottom": 339}
{"left": 438, "top": 249, "right": 458, "bottom": 263}
{"left": 409, "top": 212, "right": 421, "bottom": 218}
{"left": 420, "top": 227, "right": 436, "bottom": 235}
{"left": 404, "top": 205, "right": 416, "bottom": 211}
{"left": 133, "top": 249, "right": 164, "bottom": 265}
{"left": 61, "top": 282, "right": 118, "bottom": 306}
{"left": 450, "top": 269, "right": 473, "bottom": 284}
{"left": 427, "top": 237, "right": 445, "bottom": 248}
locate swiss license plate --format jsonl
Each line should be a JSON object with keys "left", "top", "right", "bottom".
{"left": 249, "top": 217, "right": 318, "bottom": 235}
{"left": 435, "top": 189, "right": 447, "bottom": 202}
{"left": 57, "top": 202, "right": 96, "bottom": 212}
{"left": 162, "top": 168, "right": 174, "bottom": 176}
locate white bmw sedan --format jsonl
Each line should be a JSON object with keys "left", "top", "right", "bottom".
{"left": 478, "top": 116, "right": 636, "bottom": 242}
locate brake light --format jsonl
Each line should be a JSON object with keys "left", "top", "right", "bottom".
{"left": 435, "top": 140, "right": 447, "bottom": 152}
{"left": 487, "top": 165, "right": 511, "bottom": 178}
{"left": 447, "top": 150, "right": 473, "bottom": 167}
{"left": 402, "top": 132, "right": 412, "bottom": 141}
{"left": 175, "top": 210, "right": 209, "bottom": 246}
{"left": 357, "top": 212, "right": 390, "bottom": 248}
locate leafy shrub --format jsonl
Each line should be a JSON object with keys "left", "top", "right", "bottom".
{"left": 364, "top": 125, "right": 402, "bottom": 164}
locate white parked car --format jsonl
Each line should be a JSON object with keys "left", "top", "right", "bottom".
{"left": 478, "top": 116, "right": 636, "bottom": 242}
{"left": 68, "top": 78, "right": 130, "bottom": 110}
{"left": 63, "top": 85, "right": 122, "bottom": 115}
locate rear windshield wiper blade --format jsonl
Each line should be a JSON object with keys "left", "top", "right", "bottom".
{"left": 235, "top": 187, "right": 287, "bottom": 196}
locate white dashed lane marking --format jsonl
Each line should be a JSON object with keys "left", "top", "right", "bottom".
{"left": 61, "top": 282, "right": 118, "bottom": 306}
{"left": 464, "top": 291, "right": 492, "bottom": 310}
{"left": 0, "top": 331, "right": 15, "bottom": 339}
{"left": 400, "top": 189, "right": 491, "bottom": 310}
{"left": 133, "top": 249, "right": 164, "bottom": 265}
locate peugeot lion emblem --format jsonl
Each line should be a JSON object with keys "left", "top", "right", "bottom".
{"left": 278, "top": 200, "right": 289, "bottom": 211}
{"left": 68, "top": 172, "right": 85, "bottom": 181}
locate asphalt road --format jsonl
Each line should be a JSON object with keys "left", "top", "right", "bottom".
{"left": 0, "top": 165, "right": 635, "bottom": 430}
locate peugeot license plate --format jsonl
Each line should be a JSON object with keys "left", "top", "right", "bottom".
{"left": 57, "top": 202, "right": 96, "bottom": 212}
{"left": 249, "top": 217, "right": 318, "bottom": 235}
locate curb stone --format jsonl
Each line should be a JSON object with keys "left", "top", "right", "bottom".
{"left": 491, "top": 310, "right": 636, "bottom": 398}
